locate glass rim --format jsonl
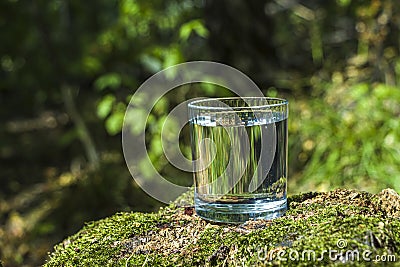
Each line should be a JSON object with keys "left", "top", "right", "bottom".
{"left": 187, "top": 97, "right": 288, "bottom": 111}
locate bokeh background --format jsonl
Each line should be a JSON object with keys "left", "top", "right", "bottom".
{"left": 1, "top": 0, "right": 400, "bottom": 266}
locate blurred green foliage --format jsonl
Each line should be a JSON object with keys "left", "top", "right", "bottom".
{"left": 290, "top": 82, "right": 400, "bottom": 192}
{"left": 1, "top": 0, "right": 400, "bottom": 266}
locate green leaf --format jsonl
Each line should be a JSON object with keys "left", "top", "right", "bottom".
{"left": 82, "top": 56, "right": 102, "bottom": 74}
{"left": 138, "top": 158, "right": 154, "bottom": 178}
{"left": 94, "top": 73, "right": 122, "bottom": 91}
{"left": 349, "top": 83, "right": 369, "bottom": 100}
{"left": 150, "top": 138, "right": 163, "bottom": 157}
{"left": 140, "top": 54, "right": 162, "bottom": 73}
{"left": 266, "top": 87, "right": 278, "bottom": 97}
{"left": 163, "top": 47, "right": 183, "bottom": 68}
{"left": 179, "top": 19, "right": 209, "bottom": 41}
{"left": 105, "top": 111, "right": 124, "bottom": 135}
{"left": 153, "top": 97, "right": 169, "bottom": 115}
{"left": 129, "top": 91, "right": 148, "bottom": 106}
{"left": 97, "top": 94, "right": 116, "bottom": 119}
{"left": 201, "top": 83, "right": 216, "bottom": 94}
{"left": 161, "top": 116, "right": 178, "bottom": 141}
{"left": 125, "top": 108, "right": 148, "bottom": 135}
{"left": 336, "top": 0, "right": 351, "bottom": 7}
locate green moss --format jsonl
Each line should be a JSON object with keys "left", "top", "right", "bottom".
{"left": 45, "top": 189, "right": 400, "bottom": 266}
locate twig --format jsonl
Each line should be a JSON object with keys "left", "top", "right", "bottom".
{"left": 62, "top": 85, "right": 99, "bottom": 168}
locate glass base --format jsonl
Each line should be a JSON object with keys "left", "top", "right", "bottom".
{"left": 194, "top": 196, "right": 287, "bottom": 224}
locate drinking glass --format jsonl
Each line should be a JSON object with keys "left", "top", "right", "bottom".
{"left": 188, "top": 97, "right": 288, "bottom": 223}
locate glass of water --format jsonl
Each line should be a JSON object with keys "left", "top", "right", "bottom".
{"left": 188, "top": 97, "right": 288, "bottom": 223}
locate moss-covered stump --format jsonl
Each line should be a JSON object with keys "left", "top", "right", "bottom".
{"left": 45, "top": 189, "right": 400, "bottom": 266}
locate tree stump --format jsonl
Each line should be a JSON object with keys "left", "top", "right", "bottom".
{"left": 45, "top": 189, "right": 400, "bottom": 266}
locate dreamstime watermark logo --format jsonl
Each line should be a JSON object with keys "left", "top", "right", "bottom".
{"left": 122, "top": 61, "right": 275, "bottom": 203}
{"left": 256, "top": 239, "right": 397, "bottom": 263}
